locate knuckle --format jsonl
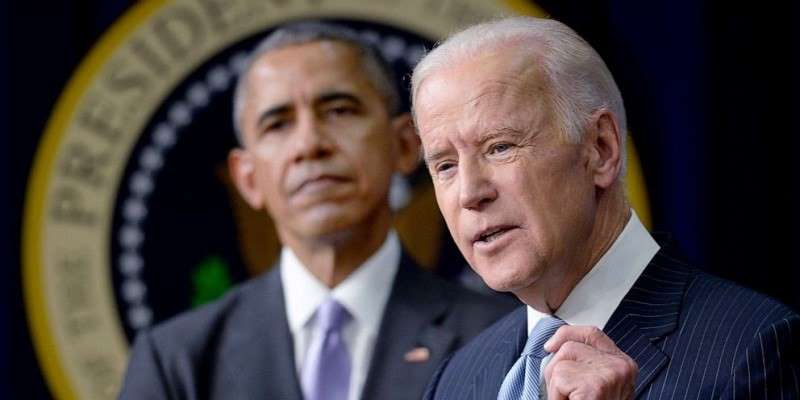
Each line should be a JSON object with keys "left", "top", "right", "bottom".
{"left": 585, "top": 326, "right": 603, "bottom": 339}
{"left": 549, "top": 371, "right": 564, "bottom": 388}
{"left": 630, "top": 359, "right": 640, "bottom": 375}
{"left": 588, "top": 377, "right": 605, "bottom": 396}
{"left": 567, "top": 342, "right": 583, "bottom": 352}
{"left": 560, "top": 341, "right": 580, "bottom": 355}
{"left": 551, "top": 361, "right": 566, "bottom": 376}
{"left": 620, "top": 355, "right": 639, "bottom": 375}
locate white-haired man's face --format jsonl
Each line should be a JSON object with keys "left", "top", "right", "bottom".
{"left": 415, "top": 48, "right": 611, "bottom": 303}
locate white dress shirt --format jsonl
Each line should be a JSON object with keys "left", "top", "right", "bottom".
{"left": 526, "top": 211, "right": 660, "bottom": 398}
{"left": 280, "top": 231, "right": 400, "bottom": 400}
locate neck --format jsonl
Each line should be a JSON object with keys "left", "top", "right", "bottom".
{"left": 281, "top": 208, "right": 393, "bottom": 289}
{"left": 524, "top": 185, "right": 630, "bottom": 313}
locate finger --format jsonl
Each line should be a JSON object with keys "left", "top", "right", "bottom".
{"left": 544, "top": 325, "right": 618, "bottom": 353}
{"left": 543, "top": 340, "right": 605, "bottom": 387}
{"left": 550, "top": 339, "right": 639, "bottom": 377}
{"left": 544, "top": 341, "right": 639, "bottom": 400}
{"left": 545, "top": 359, "right": 582, "bottom": 400}
{"left": 543, "top": 340, "right": 591, "bottom": 383}
{"left": 548, "top": 340, "right": 602, "bottom": 365}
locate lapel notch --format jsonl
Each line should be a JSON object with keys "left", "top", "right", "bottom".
{"left": 604, "top": 250, "right": 692, "bottom": 397}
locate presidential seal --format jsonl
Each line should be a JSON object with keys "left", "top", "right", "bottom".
{"left": 22, "top": 1, "right": 650, "bottom": 399}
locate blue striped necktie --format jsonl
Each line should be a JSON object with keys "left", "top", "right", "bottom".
{"left": 497, "top": 316, "right": 567, "bottom": 400}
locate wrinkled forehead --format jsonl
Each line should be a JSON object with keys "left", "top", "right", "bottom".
{"left": 416, "top": 40, "right": 546, "bottom": 98}
{"left": 415, "top": 51, "right": 551, "bottom": 135}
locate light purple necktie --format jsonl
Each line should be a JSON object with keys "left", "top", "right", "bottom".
{"left": 301, "top": 298, "right": 352, "bottom": 400}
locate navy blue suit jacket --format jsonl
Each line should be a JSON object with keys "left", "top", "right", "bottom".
{"left": 425, "top": 250, "right": 800, "bottom": 399}
{"left": 118, "top": 253, "right": 516, "bottom": 400}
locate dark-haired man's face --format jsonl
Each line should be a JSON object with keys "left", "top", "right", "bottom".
{"left": 229, "top": 41, "right": 418, "bottom": 246}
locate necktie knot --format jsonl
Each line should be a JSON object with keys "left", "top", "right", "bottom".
{"left": 497, "top": 316, "right": 567, "bottom": 400}
{"left": 316, "top": 298, "right": 351, "bottom": 334}
{"left": 522, "top": 316, "right": 566, "bottom": 359}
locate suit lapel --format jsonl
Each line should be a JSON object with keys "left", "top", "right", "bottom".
{"left": 221, "top": 265, "right": 304, "bottom": 399}
{"left": 360, "top": 254, "right": 458, "bottom": 400}
{"left": 459, "top": 249, "right": 689, "bottom": 400}
{"left": 604, "top": 249, "right": 691, "bottom": 398}
{"left": 471, "top": 307, "right": 528, "bottom": 400}
{"left": 464, "top": 255, "right": 687, "bottom": 400}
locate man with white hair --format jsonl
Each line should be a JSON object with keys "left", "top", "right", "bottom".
{"left": 413, "top": 16, "right": 800, "bottom": 399}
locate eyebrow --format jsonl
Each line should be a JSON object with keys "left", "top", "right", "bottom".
{"left": 477, "top": 126, "right": 526, "bottom": 144}
{"left": 315, "top": 91, "right": 363, "bottom": 107}
{"left": 255, "top": 91, "right": 363, "bottom": 128}
{"left": 423, "top": 148, "right": 450, "bottom": 166}
{"left": 422, "top": 126, "right": 526, "bottom": 166}
{"left": 256, "top": 104, "right": 291, "bottom": 129}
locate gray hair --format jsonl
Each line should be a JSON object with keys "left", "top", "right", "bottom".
{"left": 232, "top": 21, "right": 401, "bottom": 144}
{"left": 411, "top": 16, "right": 627, "bottom": 172}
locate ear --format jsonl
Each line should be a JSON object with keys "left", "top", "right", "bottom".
{"left": 586, "top": 110, "right": 623, "bottom": 189}
{"left": 228, "top": 148, "right": 264, "bottom": 209}
{"left": 389, "top": 113, "right": 421, "bottom": 174}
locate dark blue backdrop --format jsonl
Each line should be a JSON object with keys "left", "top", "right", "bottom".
{"left": 5, "top": 1, "right": 799, "bottom": 398}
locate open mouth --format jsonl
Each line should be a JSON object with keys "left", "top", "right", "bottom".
{"left": 474, "top": 225, "right": 516, "bottom": 245}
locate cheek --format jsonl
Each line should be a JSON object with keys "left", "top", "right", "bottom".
{"left": 348, "top": 131, "right": 395, "bottom": 173}
{"left": 515, "top": 165, "right": 593, "bottom": 255}
{"left": 433, "top": 184, "right": 471, "bottom": 251}
{"left": 499, "top": 167, "right": 557, "bottom": 251}
{"left": 253, "top": 160, "right": 285, "bottom": 207}
{"left": 356, "top": 152, "right": 394, "bottom": 196}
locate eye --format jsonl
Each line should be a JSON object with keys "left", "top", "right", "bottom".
{"left": 488, "top": 142, "right": 513, "bottom": 155}
{"left": 323, "top": 102, "right": 359, "bottom": 119}
{"left": 329, "top": 106, "right": 355, "bottom": 115}
{"left": 437, "top": 162, "right": 454, "bottom": 172}
{"left": 261, "top": 118, "right": 290, "bottom": 135}
{"left": 432, "top": 161, "right": 457, "bottom": 179}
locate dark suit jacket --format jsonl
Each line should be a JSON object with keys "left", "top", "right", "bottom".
{"left": 424, "top": 250, "right": 800, "bottom": 399}
{"left": 118, "top": 253, "right": 516, "bottom": 400}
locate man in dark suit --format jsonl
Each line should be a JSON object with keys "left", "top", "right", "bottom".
{"left": 118, "top": 22, "right": 514, "bottom": 400}
{"left": 411, "top": 16, "right": 800, "bottom": 399}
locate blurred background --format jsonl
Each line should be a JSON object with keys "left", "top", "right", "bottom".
{"left": 4, "top": 0, "right": 799, "bottom": 398}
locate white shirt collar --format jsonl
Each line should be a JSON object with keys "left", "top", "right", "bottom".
{"left": 281, "top": 230, "right": 401, "bottom": 335}
{"left": 527, "top": 210, "right": 660, "bottom": 333}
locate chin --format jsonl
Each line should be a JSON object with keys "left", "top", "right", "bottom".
{"left": 474, "top": 260, "right": 540, "bottom": 294}
{"left": 301, "top": 219, "right": 354, "bottom": 238}
{"left": 473, "top": 266, "right": 518, "bottom": 293}
{"left": 299, "top": 205, "right": 355, "bottom": 227}
{"left": 482, "top": 279, "right": 516, "bottom": 293}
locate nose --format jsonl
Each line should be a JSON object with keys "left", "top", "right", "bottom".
{"left": 458, "top": 159, "right": 497, "bottom": 210}
{"left": 292, "top": 111, "right": 333, "bottom": 161}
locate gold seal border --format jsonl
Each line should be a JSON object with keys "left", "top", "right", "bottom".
{"left": 24, "top": 3, "right": 169, "bottom": 399}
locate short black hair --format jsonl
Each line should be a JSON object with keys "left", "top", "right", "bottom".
{"left": 232, "top": 21, "right": 401, "bottom": 143}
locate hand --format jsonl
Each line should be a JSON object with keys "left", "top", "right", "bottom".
{"left": 542, "top": 325, "right": 638, "bottom": 400}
